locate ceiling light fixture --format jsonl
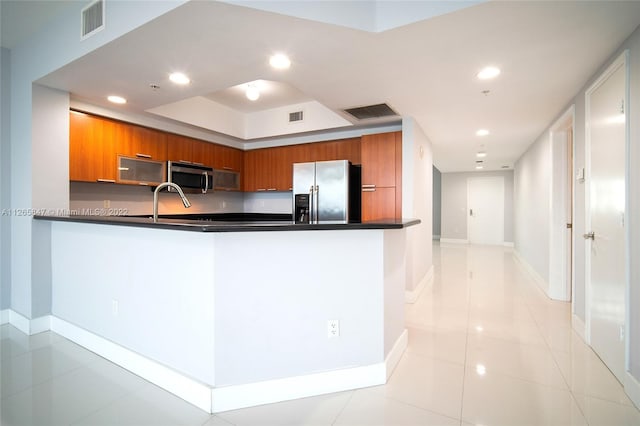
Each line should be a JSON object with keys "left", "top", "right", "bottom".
{"left": 476, "top": 129, "right": 490, "bottom": 137}
{"left": 476, "top": 165, "right": 484, "bottom": 170}
{"left": 169, "top": 72, "right": 190, "bottom": 85}
{"left": 246, "top": 84, "right": 260, "bottom": 101}
{"left": 476, "top": 151, "right": 487, "bottom": 158}
{"left": 269, "top": 53, "right": 291, "bottom": 70}
{"left": 107, "top": 95, "right": 126, "bottom": 104}
{"left": 477, "top": 66, "right": 501, "bottom": 80}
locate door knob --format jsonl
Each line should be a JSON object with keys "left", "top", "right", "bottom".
{"left": 583, "top": 231, "right": 595, "bottom": 240}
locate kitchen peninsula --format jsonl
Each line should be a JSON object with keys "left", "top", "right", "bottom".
{"left": 35, "top": 214, "right": 419, "bottom": 413}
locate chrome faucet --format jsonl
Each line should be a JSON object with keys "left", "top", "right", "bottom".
{"left": 153, "top": 182, "right": 191, "bottom": 223}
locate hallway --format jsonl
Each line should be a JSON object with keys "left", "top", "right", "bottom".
{"left": 2, "top": 243, "right": 640, "bottom": 425}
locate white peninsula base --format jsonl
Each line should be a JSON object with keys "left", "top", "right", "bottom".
{"left": 46, "top": 221, "right": 409, "bottom": 413}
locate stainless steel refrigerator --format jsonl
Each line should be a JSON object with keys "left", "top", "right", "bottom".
{"left": 292, "top": 160, "right": 361, "bottom": 224}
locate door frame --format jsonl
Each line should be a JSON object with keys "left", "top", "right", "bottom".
{"left": 549, "top": 106, "right": 575, "bottom": 302}
{"left": 584, "top": 50, "right": 630, "bottom": 370}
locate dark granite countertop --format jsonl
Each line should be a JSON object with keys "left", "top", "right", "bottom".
{"left": 34, "top": 213, "right": 420, "bottom": 232}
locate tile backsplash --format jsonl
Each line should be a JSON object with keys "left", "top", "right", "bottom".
{"left": 69, "top": 182, "right": 292, "bottom": 216}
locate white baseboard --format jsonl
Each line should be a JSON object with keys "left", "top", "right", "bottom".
{"left": 4, "top": 310, "right": 53, "bottom": 335}
{"left": 8, "top": 310, "right": 30, "bottom": 334}
{"left": 571, "top": 314, "right": 588, "bottom": 344}
{"left": 440, "top": 238, "right": 468, "bottom": 244}
{"left": 625, "top": 372, "right": 640, "bottom": 410}
{"left": 50, "top": 317, "right": 213, "bottom": 413}
{"left": 513, "top": 250, "right": 549, "bottom": 296}
{"left": 31, "top": 315, "right": 52, "bottom": 334}
{"left": 385, "top": 329, "right": 408, "bottom": 379}
{"left": 211, "top": 329, "right": 407, "bottom": 413}
{"left": 405, "top": 266, "right": 433, "bottom": 303}
{"left": 49, "top": 316, "right": 404, "bottom": 414}
{"left": 503, "top": 241, "right": 515, "bottom": 247}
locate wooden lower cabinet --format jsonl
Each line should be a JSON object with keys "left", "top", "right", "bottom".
{"left": 361, "top": 187, "right": 397, "bottom": 222}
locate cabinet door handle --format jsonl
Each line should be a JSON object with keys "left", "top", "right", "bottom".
{"left": 193, "top": 162, "right": 204, "bottom": 166}
{"left": 223, "top": 166, "right": 233, "bottom": 170}
{"left": 179, "top": 160, "right": 192, "bottom": 164}
{"left": 267, "top": 188, "right": 277, "bottom": 191}
{"left": 96, "top": 179, "right": 116, "bottom": 183}
{"left": 138, "top": 182, "right": 149, "bottom": 186}
{"left": 362, "top": 188, "right": 376, "bottom": 192}
{"left": 257, "top": 188, "right": 267, "bottom": 192}
{"left": 135, "top": 153, "right": 152, "bottom": 159}
{"left": 362, "top": 184, "right": 376, "bottom": 188}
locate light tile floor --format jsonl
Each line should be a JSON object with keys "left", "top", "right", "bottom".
{"left": 2, "top": 242, "right": 640, "bottom": 425}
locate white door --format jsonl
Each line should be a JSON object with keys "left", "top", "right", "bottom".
{"left": 586, "top": 54, "right": 627, "bottom": 383}
{"left": 467, "top": 176, "right": 504, "bottom": 245}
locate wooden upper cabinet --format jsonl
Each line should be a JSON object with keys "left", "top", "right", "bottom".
{"left": 69, "top": 111, "right": 117, "bottom": 182}
{"left": 191, "top": 139, "right": 216, "bottom": 167}
{"left": 212, "top": 144, "right": 243, "bottom": 172}
{"left": 166, "top": 134, "right": 194, "bottom": 163}
{"left": 116, "top": 122, "right": 167, "bottom": 161}
{"left": 361, "top": 132, "right": 398, "bottom": 187}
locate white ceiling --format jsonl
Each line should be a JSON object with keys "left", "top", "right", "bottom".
{"left": 7, "top": 1, "right": 640, "bottom": 172}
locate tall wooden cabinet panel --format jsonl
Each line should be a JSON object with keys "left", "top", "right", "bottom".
{"left": 69, "top": 112, "right": 117, "bottom": 183}
{"left": 360, "top": 131, "right": 402, "bottom": 220}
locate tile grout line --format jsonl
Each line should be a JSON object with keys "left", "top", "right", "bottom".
{"left": 330, "top": 390, "right": 355, "bottom": 426}
{"left": 458, "top": 253, "right": 473, "bottom": 426}
{"left": 513, "top": 253, "right": 592, "bottom": 425}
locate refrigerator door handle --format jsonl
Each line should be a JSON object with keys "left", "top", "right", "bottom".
{"left": 314, "top": 185, "right": 319, "bottom": 223}
{"left": 309, "top": 185, "right": 314, "bottom": 223}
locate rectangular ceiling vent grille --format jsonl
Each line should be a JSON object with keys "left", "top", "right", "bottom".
{"left": 289, "top": 111, "right": 304, "bottom": 123}
{"left": 343, "top": 103, "right": 397, "bottom": 120}
{"left": 81, "top": 0, "right": 105, "bottom": 40}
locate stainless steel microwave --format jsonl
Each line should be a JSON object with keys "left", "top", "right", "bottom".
{"left": 167, "top": 161, "right": 213, "bottom": 194}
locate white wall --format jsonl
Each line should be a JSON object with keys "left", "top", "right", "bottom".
{"left": 6, "top": 1, "right": 185, "bottom": 319}
{"left": 514, "top": 23, "right": 640, "bottom": 401}
{"left": 514, "top": 133, "right": 551, "bottom": 284}
{"left": 432, "top": 166, "right": 441, "bottom": 238}
{"left": 402, "top": 117, "right": 433, "bottom": 293}
{"left": 1, "top": 47, "right": 11, "bottom": 310}
{"left": 441, "top": 170, "right": 514, "bottom": 243}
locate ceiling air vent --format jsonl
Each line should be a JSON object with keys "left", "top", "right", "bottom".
{"left": 343, "top": 103, "right": 397, "bottom": 120}
{"left": 81, "top": 0, "right": 105, "bottom": 40}
{"left": 289, "top": 110, "right": 304, "bottom": 123}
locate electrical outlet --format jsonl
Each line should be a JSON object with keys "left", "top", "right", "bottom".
{"left": 112, "top": 300, "right": 119, "bottom": 317}
{"left": 104, "top": 200, "right": 111, "bottom": 208}
{"left": 327, "top": 319, "right": 340, "bottom": 338}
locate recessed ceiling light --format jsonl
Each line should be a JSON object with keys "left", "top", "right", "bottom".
{"left": 169, "top": 72, "right": 190, "bottom": 85}
{"left": 269, "top": 53, "right": 291, "bottom": 70}
{"left": 476, "top": 165, "right": 484, "bottom": 170}
{"left": 107, "top": 95, "right": 126, "bottom": 104}
{"left": 476, "top": 151, "right": 487, "bottom": 158}
{"left": 476, "top": 129, "right": 490, "bottom": 137}
{"left": 477, "top": 66, "right": 501, "bottom": 80}
{"left": 246, "top": 84, "right": 260, "bottom": 101}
